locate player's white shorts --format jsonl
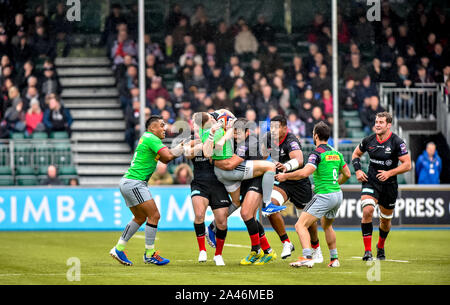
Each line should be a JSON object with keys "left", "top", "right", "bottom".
{"left": 214, "top": 160, "right": 254, "bottom": 192}
{"left": 119, "top": 177, "right": 153, "bottom": 207}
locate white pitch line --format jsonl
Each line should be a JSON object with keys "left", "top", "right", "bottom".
{"left": 350, "top": 256, "right": 409, "bottom": 263}
{"left": 224, "top": 243, "right": 249, "bottom": 248}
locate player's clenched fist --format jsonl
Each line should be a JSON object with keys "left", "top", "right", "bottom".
{"left": 355, "top": 170, "right": 368, "bottom": 182}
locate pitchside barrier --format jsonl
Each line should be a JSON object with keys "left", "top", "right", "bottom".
{"left": 0, "top": 185, "right": 449, "bottom": 230}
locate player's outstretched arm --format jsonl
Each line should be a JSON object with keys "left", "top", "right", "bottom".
{"left": 376, "top": 153, "right": 412, "bottom": 182}
{"left": 275, "top": 150, "right": 303, "bottom": 173}
{"left": 203, "top": 122, "right": 221, "bottom": 158}
{"left": 352, "top": 145, "right": 368, "bottom": 182}
{"left": 158, "top": 142, "right": 184, "bottom": 164}
{"left": 184, "top": 139, "right": 202, "bottom": 160}
{"left": 275, "top": 164, "right": 316, "bottom": 182}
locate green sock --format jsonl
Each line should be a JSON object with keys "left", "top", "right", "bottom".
{"left": 116, "top": 244, "right": 125, "bottom": 251}
{"left": 145, "top": 248, "right": 155, "bottom": 256}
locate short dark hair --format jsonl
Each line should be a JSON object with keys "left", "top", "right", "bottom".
{"left": 270, "top": 115, "right": 287, "bottom": 127}
{"left": 313, "top": 121, "right": 331, "bottom": 141}
{"left": 145, "top": 115, "right": 162, "bottom": 130}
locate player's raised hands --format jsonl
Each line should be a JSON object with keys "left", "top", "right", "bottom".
{"left": 355, "top": 169, "right": 368, "bottom": 182}
{"left": 376, "top": 170, "right": 392, "bottom": 182}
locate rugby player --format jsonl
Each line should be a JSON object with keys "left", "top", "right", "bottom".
{"left": 185, "top": 117, "right": 232, "bottom": 266}
{"left": 217, "top": 118, "right": 277, "bottom": 265}
{"left": 351, "top": 112, "right": 411, "bottom": 261}
{"left": 200, "top": 111, "right": 286, "bottom": 216}
{"left": 263, "top": 115, "right": 322, "bottom": 262}
{"left": 110, "top": 115, "right": 184, "bottom": 266}
{"left": 276, "top": 122, "right": 351, "bottom": 268}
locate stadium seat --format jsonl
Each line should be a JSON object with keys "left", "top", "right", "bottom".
{"left": 0, "top": 166, "right": 12, "bottom": 175}
{"left": 345, "top": 120, "right": 363, "bottom": 128}
{"left": 53, "top": 142, "right": 72, "bottom": 166}
{"left": 10, "top": 132, "right": 25, "bottom": 140}
{"left": 0, "top": 175, "right": 14, "bottom": 186}
{"left": 50, "top": 131, "right": 69, "bottom": 139}
{"left": 14, "top": 144, "right": 32, "bottom": 166}
{"left": 0, "top": 144, "right": 9, "bottom": 166}
{"left": 347, "top": 129, "right": 366, "bottom": 139}
{"left": 342, "top": 110, "right": 359, "bottom": 118}
{"left": 16, "top": 166, "right": 35, "bottom": 176}
{"left": 31, "top": 132, "right": 49, "bottom": 139}
{"left": 16, "top": 175, "right": 39, "bottom": 186}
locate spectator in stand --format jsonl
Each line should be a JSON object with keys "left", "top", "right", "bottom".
{"left": 144, "top": 34, "right": 164, "bottom": 63}
{"left": 213, "top": 86, "right": 233, "bottom": 111}
{"left": 162, "top": 34, "right": 176, "bottom": 69}
{"left": 214, "top": 21, "right": 234, "bottom": 65}
{"left": 3, "top": 95, "right": 25, "bottom": 132}
{"left": 0, "top": 26, "right": 13, "bottom": 59}
{"left": 287, "top": 55, "right": 307, "bottom": 83}
{"left": 165, "top": 3, "right": 188, "bottom": 34}
{"left": 352, "top": 13, "right": 375, "bottom": 50}
{"left": 307, "top": 52, "right": 325, "bottom": 81}
{"left": 174, "top": 163, "right": 193, "bottom": 185}
{"left": 394, "top": 64, "right": 414, "bottom": 118}
{"left": 179, "top": 43, "right": 203, "bottom": 67}
{"left": 22, "top": 86, "right": 41, "bottom": 112}
{"left": 146, "top": 76, "right": 170, "bottom": 106}
{"left": 356, "top": 75, "right": 378, "bottom": 110}
{"left": 234, "top": 23, "right": 258, "bottom": 56}
{"left": 307, "top": 13, "right": 326, "bottom": 45}
{"left": 111, "top": 30, "right": 137, "bottom": 69}
{"left": 298, "top": 88, "right": 319, "bottom": 123}
{"left": 340, "top": 79, "right": 358, "bottom": 111}
{"left": 191, "top": 15, "right": 214, "bottom": 47}
{"left": 148, "top": 161, "right": 174, "bottom": 185}
{"left": 169, "top": 82, "right": 187, "bottom": 116}
{"left": 289, "top": 72, "right": 307, "bottom": 111}
{"left": 311, "top": 64, "right": 331, "bottom": 97}
{"left": 50, "top": 2, "right": 73, "bottom": 57}
{"left": 25, "top": 98, "right": 44, "bottom": 135}
{"left": 13, "top": 35, "right": 33, "bottom": 70}
{"left": 367, "top": 57, "right": 386, "bottom": 83}
{"left": 43, "top": 96, "right": 72, "bottom": 135}
{"left": 377, "top": 36, "right": 399, "bottom": 74}
{"left": 360, "top": 96, "right": 385, "bottom": 135}
{"left": 118, "top": 64, "right": 138, "bottom": 109}
{"left": 287, "top": 112, "right": 305, "bottom": 138}
{"left": 415, "top": 65, "right": 434, "bottom": 85}
{"left": 8, "top": 13, "right": 27, "bottom": 39}
{"left": 305, "top": 106, "right": 323, "bottom": 138}
{"left": 206, "top": 65, "right": 224, "bottom": 94}
{"left": 254, "top": 84, "right": 278, "bottom": 121}
{"left": 430, "top": 43, "right": 446, "bottom": 81}
{"left": 260, "top": 43, "right": 283, "bottom": 77}
{"left": 40, "top": 165, "right": 64, "bottom": 186}
{"left": 416, "top": 142, "right": 442, "bottom": 185}
{"left": 125, "top": 99, "right": 145, "bottom": 150}
{"left": 30, "top": 25, "right": 56, "bottom": 60}
{"left": 232, "top": 85, "right": 254, "bottom": 118}
{"left": 186, "top": 64, "right": 208, "bottom": 92}
{"left": 321, "top": 89, "right": 333, "bottom": 116}
{"left": 172, "top": 16, "right": 191, "bottom": 50}
{"left": 101, "top": 3, "right": 126, "bottom": 51}
{"left": 40, "top": 65, "right": 61, "bottom": 96}
{"left": 343, "top": 53, "right": 368, "bottom": 85}
{"left": 252, "top": 14, "right": 275, "bottom": 46}
{"left": 151, "top": 96, "right": 175, "bottom": 121}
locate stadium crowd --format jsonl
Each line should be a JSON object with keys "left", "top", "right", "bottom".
{"left": 0, "top": 3, "right": 73, "bottom": 139}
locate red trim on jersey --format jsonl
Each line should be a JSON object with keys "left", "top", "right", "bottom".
{"left": 376, "top": 131, "right": 392, "bottom": 144}
{"left": 316, "top": 147, "right": 325, "bottom": 153}
{"left": 157, "top": 146, "right": 168, "bottom": 154}
{"left": 275, "top": 132, "right": 288, "bottom": 146}
{"left": 342, "top": 163, "right": 347, "bottom": 168}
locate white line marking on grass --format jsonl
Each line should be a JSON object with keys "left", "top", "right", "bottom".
{"left": 134, "top": 235, "right": 159, "bottom": 240}
{"left": 224, "top": 243, "right": 249, "bottom": 248}
{"left": 349, "top": 256, "right": 409, "bottom": 263}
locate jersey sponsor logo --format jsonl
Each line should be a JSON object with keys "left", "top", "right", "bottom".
{"left": 370, "top": 159, "right": 385, "bottom": 165}
{"left": 385, "top": 147, "right": 391, "bottom": 154}
{"left": 308, "top": 154, "right": 318, "bottom": 164}
{"left": 138, "top": 138, "right": 143, "bottom": 145}
{"left": 385, "top": 159, "right": 392, "bottom": 166}
{"left": 400, "top": 143, "right": 408, "bottom": 154}
{"left": 290, "top": 141, "right": 300, "bottom": 150}
{"left": 325, "top": 155, "right": 340, "bottom": 161}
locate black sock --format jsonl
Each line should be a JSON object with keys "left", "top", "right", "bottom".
{"left": 244, "top": 218, "right": 260, "bottom": 252}
{"left": 279, "top": 233, "right": 289, "bottom": 243}
{"left": 311, "top": 239, "right": 319, "bottom": 247}
{"left": 379, "top": 228, "right": 389, "bottom": 239}
{"left": 361, "top": 222, "right": 373, "bottom": 237}
{"left": 194, "top": 222, "right": 205, "bottom": 237}
{"left": 216, "top": 228, "right": 228, "bottom": 240}
{"left": 257, "top": 220, "right": 265, "bottom": 237}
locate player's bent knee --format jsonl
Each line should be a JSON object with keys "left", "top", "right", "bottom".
{"left": 271, "top": 190, "right": 285, "bottom": 206}
{"left": 380, "top": 211, "right": 393, "bottom": 220}
{"left": 361, "top": 198, "right": 376, "bottom": 210}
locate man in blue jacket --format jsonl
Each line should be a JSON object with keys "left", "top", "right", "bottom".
{"left": 416, "top": 142, "right": 442, "bottom": 184}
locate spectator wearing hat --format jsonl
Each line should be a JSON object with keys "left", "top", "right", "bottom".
{"left": 25, "top": 98, "right": 44, "bottom": 135}
{"left": 146, "top": 76, "right": 170, "bottom": 106}
{"left": 0, "top": 27, "right": 13, "bottom": 59}
{"left": 40, "top": 64, "right": 62, "bottom": 96}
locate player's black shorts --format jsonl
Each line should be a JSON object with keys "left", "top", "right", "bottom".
{"left": 190, "top": 180, "right": 231, "bottom": 210}
{"left": 361, "top": 180, "right": 398, "bottom": 210}
{"left": 274, "top": 180, "right": 313, "bottom": 209}
{"left": 240, "top": 176, "right": 263, "bottom": 198}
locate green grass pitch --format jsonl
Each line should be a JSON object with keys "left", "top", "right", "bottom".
{"left": 1, "top": 229, "right": 449, "bottom": 285}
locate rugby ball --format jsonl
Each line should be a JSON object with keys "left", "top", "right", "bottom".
{"left": 217, "top": 113, "right": 233, "bottom": 130}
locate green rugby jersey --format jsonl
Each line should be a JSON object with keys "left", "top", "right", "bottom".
{"left": 200, "top": 127, "right": 233, "bottom": 160}
{"left": 124, "top": 131, "right": 167, "bottom": 181}
{"left": 306, "top": 144, "right": 347, "bottom": 194}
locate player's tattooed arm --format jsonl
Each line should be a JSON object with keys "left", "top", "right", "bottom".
{"left": 377, "top": 153, "right": 412, "bottom": 181}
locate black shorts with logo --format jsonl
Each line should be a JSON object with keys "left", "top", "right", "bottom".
{"left": 274, "top": 180, "right": 313, "bottom": 209}
{"left": 361, "top": 180, "right": 398, "bottom": 210}
{"left": 190, "top": 179, "right": 232, "bottom": 210}
{"left": 240, "top": 176, "right": 263, "bottom": 199}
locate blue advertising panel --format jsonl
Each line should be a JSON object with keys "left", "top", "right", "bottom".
{"left": 0, "top": 187, "right": 247, "bottom": 230}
